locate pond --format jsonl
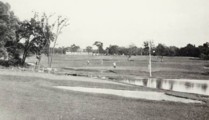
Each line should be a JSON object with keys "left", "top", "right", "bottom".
{"left": 55, "top": 86, "right": 202, "bottom": 103}
{"left": 119, "top": 78, "right": 209, "bottom": 96}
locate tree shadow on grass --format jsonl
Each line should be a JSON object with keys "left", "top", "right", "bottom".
{"left": 189, "top": 58, "right": 202, "bottom": 60}
{"left": 201, "top": 72, "right": 209, "bottom": 76}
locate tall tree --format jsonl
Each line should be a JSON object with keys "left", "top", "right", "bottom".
{"left": 118, "top": 47, "right": 129, "bottom": 55}
{"left": 69, "top": 44, "right": 80, "bottom": 52}
{"left": 86, "top": 46, "right": 92, "bottom": 54}
{"left": 199, "top": 42, "right": 209, "bottom": 60}
{"left": 16, "top": 14, "right": 54, "bottom": 65}
{"left": 143, "top": 41, "right": 154, "bottom": 55}
{"left": 155, "top": 43, "right": 168, "bottom": 62}
{"left": 49, "top": 16, "right": 69, "bottom": 67}
{"left": 37, "top": 13, "right": 55, "bottom": 67}
{"left": 179, "top": 44, "right": 200, "bottom": 57}
{"left": 0, "top": 2, "right": 18, "bottom": 60}
{"left": 169, "top": 46, "right": 179, "bottom": 56}
{"left": 128, "top": 44, "right": 137, "bottom": 56}
{"left": 108, "top": 45, "right": 119, "bottom": 55}
{"left": 93, "top": 41, "right": 104, "bottom": 54}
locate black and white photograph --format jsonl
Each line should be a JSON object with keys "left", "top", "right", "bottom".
{"left": 0, "top": 0, "right": 209, "bottom": 119}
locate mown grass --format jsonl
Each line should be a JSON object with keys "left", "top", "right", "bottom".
{"left": 0, "top": 74, "right": 209, "bottom": 120}
{"left": 1, "top": 55, "right": 208, "bottom": 119}
{"left": 26, "top": 54, "right": 209, "bottom": 79}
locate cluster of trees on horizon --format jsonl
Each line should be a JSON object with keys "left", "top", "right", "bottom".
{"left": 53, "top": 41, "right": 209, "bottom": 60}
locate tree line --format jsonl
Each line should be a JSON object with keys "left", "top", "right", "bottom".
{"left": 105, "top": 42, "right": 209, "bottom": 60}
{"left": 54, "top": 41, "right": 209, "bottom": 61}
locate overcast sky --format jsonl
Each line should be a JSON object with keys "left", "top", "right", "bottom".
{"left": 2, "top": 0, "right": 209, "bottom": 48}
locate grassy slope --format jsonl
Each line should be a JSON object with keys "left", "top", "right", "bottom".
{"left": 0, "top": 73, "right": 209, "bottom": 120}
{"left": 0, "top": 55, "right": 209, "bottom": 119}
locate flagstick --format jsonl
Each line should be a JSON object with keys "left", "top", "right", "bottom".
{"left": 149, "top": 41, "right": 152, "bottom": 77}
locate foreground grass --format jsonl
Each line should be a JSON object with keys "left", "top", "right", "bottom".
{"left": 0, "top": 71, "right": 209, "bottom": 120}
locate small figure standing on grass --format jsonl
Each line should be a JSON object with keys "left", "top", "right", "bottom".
{"left": 87, "top": 60, "right": 90, "bottom": 65}
{"left": 113, "top": 62, "right": 117, "bottom": 68}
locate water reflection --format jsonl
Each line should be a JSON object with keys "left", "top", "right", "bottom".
{"left": 156, "top": 79, "right": 163, "bottom": 89}
{"left": 142, "top": 79, "right": 148, "bottom": 86}
{"left": 120, "top": 78, "right": 209, "bottom": 96}
{"left": 168, "top": 81, "right": 174, "bottom": 90}
{"left": 201, "top": 84, "right": 208, "bottom": 91}
{"left": 184, "top": 82, "right": 194, "bottom": 89}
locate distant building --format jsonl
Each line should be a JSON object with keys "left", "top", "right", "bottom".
{"left": 66, "top": 48, "right": 89, "bottom": 55}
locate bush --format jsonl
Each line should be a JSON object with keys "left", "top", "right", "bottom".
{"left": 0, "top": 60, "right": 9, "bottom": 67}
{"left": 200, "top": 53, "right": 209, "bottom": 60}
{"left": 7, "top": 58, "right": 22, "bottom": 66}
{"left": 0, "top": 58, "right": 22, "bottom": 67}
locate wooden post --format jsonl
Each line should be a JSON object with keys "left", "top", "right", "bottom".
{"left": 149, "top": 41, "right": 152, "bottom": 77}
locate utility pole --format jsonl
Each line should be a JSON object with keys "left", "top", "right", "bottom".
{"left": 149, "top": 41, "right": 152, "bottom": 77}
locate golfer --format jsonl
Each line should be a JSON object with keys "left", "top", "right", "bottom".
{"left": 113, "top": 62, "right": 116, "bottom": 68}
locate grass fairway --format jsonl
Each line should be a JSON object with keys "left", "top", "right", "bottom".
{"left": 27, "top": 54, "right": 209, "bottom": 79}
{"left": 0, "top": 55, "right": 209, "bottom": 120}
{"left": 0, "top": 70, "right": 209, "bottom": 120}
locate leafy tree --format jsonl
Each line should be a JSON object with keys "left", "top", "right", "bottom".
{"left": 179, "top": 44, "right": 199, "bottom": 57}
{"left": 93, "top": 41, "right": 104, "bottom": 54}
{"left": 143, "top": 41, "right": 149, "bottom": 55}
{"left": 69, "top": 44, "right": 80, "bottom": 52}
{"left": 0, "top": 2, "right": 18, "bottom": 61}
{"left": 136, "top": 47, "right": 143, "bottom": 55}
{"left": 169, "top": 46, "right": 179, "bottom": 56}
{"left": 143, "top": 41, "right": 154, "bottom": 55}
{"left": 199, "top": 42, "right": 209, "bottom": 60}
{"left": 128, "top": 44, "right": 138, "bottom": 56}
{"left": 16, "top": 15, "right": 54, "bottom": 65}
{"left": 155, "top": 44, "right": 168, "bottom": 62}
{"left": 108, "top": 45, "right": 119, "bottom": 55}
{"left": 118, "top": 47, "right": 129, "bottom": 55}
{"left": 86, "top": 46, "right": 92, "bottom": 54}
{"left": 54, "top": 47, "right": 67, "bottom": 54}
{"left": 126, "top": 44, "right": 138, "bottom": 60}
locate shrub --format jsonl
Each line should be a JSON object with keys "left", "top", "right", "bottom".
{"left": 0, "top": 60, "right": 9, "bottom": 67}
{"left": 0, "top": 58, "right": 21, "bottom": 67}
{"left": 200, "top": 53, "right": 209, "bottom": 60}
{"left": 7, "top": 58, "right": 22, "bottom": 66}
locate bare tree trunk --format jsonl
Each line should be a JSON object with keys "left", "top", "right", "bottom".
{"left": 49, "top": 35, "right": 58, "bottom": 68}
{"left": 49, "top": 47, "right": 54, "bottom": 68}
{"left": 160, "top": 56, "right": 163, "bottom": 62}
{"left": 37, "top": 55, "right": 42, "bottom": 70}
{"left": 48, "top": 16, "right": 69, "bottom": 68}
{"left": 0, "top": 48, "right": 8, "bottom": 60}
{"left": 22, "top": 51, "right": 27, "bottom": 66}
{"left": 47, "top": 47, "right": 51, "bottom": 67}
{"left": 48, "top": 54, "right": 50, "bottom": 67}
